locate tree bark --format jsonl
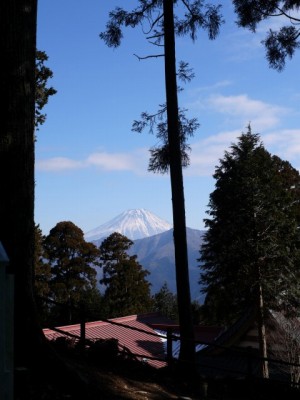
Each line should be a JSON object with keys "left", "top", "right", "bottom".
{"left": 257, "top": 267, "right": 269, "bottom": 378}
{"left": 1, "top": 0, "right": 43, "bottom": 387}
{"left": 163, "top": 0, "right": 195, "bottom": 369}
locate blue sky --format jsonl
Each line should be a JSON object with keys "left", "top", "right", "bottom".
{"left": 36, "top": 1, "right": 300, "bottom": 235}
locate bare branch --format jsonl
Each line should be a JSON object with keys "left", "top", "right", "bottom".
{"left": 141, "top": 10, "right": 164, "bottom": 35}
{"left": 256, "top": 5, "right": 300, "bottom": 22}
{"left": 276, "top": 5, "right": 300, "bottom": 23}
{"left": 133, "top": 53, "right": 164, "bottom": 60}
{"left": 148, "top": 40, "right": 164, "bottom": 47}
{"left": 181, "top": 0, "right": 193, "bottom": 15}
{"left": 146, "top": 32, "right": 164, "bottom": 40}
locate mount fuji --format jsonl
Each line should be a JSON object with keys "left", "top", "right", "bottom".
{"left": 84, "top": 209, "right": 172, "bottom": 243}
{"left": 85, "top": 209, "right": 206, "bottom": 301}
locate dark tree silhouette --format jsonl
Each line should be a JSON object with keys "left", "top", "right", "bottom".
{"left": 43, "top": 221, "right": 100, "bottom": 323}
{"left": 233, "top": 0, "right": 300, "bottom": 71}
{"left": 35, "top": 50, "right": 57, "bottom": 129}
{"left": 154, "top": 282, "right": 178, "bottom": 320}
{"left": 99, "top": 232, "right": 153, "bottom": 317}
{"left": 100, "top": 0, "right": 223, "bottom": 368}
{"left": 199, "top": 126, "right": 300, "bottom": 377}
{"left": 1, "top": 0, "right": 39, "bottom": 378}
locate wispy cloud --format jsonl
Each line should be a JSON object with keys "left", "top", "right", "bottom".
{"left": 37, "top": 129, "right": 300, "bottom": 178}
{"left": 36, "top": 149, "right": 149, "bottom": 174}
{"left": 224, "top": 10, "right": 300, "bottom": 62}
{"left": 190, "top": 92, "right": 289, "bottom": 130}
{"left": 187, "top": 130, "right": 241, "bottom": 176}
{"left": 258, "top": 11, "right": 300, "bottom": 34}
{"left": 225, "top": 30, "right": 263, "bottom": 62}
{"left": 263, "top": 129, "right": 300, "bottom": 161}
{"left": 37, "top": 93, "right": 299, "bottom": 177}
{"left": 185, "top": 93, "right": 299, "bottom": 176}
{"left": 191, "top": 80, "right": 233, "bottom": 94}
{"left": 87, "top": 149, "right": 149, "bottom": 175}
{"left": 186, "top": 128, "right": 300, "bottom": 177}
{"left": 37, "top": 157, "right": 85, "bottom": 172}
{"left": 207, "top": 93, "right": 288, "bottom": 130}
{"left": 86, "top": 152, "right": 135, "bottom": 170}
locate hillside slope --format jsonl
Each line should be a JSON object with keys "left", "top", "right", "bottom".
{"left": 130, "top": 227, "right": 205, "bottom": 302}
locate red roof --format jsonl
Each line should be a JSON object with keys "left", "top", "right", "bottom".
{"left": 43, "top": 313, "right": 168, "bottom": 368}
{"left": 44, "top": 312, "right": 224, "bottom": 366}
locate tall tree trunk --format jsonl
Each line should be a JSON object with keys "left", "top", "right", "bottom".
{"left": 163, "top": 0, "right": 195, "bottom": 368}
{"left": 1, "top": 0, "right": 43, "bottom": 390}
{"left": 257, "top": 266, "right": 269, "bottom": 378}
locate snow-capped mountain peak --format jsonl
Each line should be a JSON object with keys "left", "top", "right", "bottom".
{"left": 84, "top": 209, "right": 172, "bottom": 242}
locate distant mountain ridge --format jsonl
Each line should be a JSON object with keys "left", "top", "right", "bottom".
{"left": 130, "top": 228, "right": 205, "bottom": 302}
{"left": 85, "top": 209, "right": 172, "bottom": 242}
{"left": 86, "top": 209, "right": 205, "bottom": 301}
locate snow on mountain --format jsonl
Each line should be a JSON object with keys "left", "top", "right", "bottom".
{"left": 84, "top": 209, "right": 172, "bottom": 242}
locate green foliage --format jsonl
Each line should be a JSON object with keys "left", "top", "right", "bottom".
{"left": 153, "top": 284, "right": 204, "bottom": 324}
{"left": 190, "top": 300, "right": 204, "bottom": 325}
{"left": 99, "top": 1, "right": 223, "bottom": 48}
{"left": 47, "top": 287, "right": 107, "bottom": 326}
{"left": 34, "top": 224, "right": 51, "bottom": 298}
{"left": 100, "top": 1, "right": 222, "bottom": 174}
{"left": 78, "top": 287, "right": 109, "bottom": 321}
{"left": 153, "top": 282, "right": 178, "bottom": 320}
{"left": 43, "top": 221, "right": 100, "bottom": 314}
{"left": 34, "top": 224, "right": 52, "bottom": 325}
{"left": 132, "top": 101, "right": 199, "bottom": 174}
{"left": 199, "top": 126, "right": 300, "bottom": 325}
{"left": 35, "top": 50, "right": 57, "bottom": 129}
{"left": 99, "top": 232, "right": 153, "bottom": 317}
{"left": 233, "top": 0, "right": 300, "bottom": 71}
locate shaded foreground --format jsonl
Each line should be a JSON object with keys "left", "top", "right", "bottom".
{"left": 16, "top": 344, "right": 300, "bottom": 400}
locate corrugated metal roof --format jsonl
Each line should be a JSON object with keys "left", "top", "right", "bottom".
{"left": 43, "top": 313, "right": 168, "bottom": 368}
{"left": 43, "top": 312, "right": 224, "bottom": 369}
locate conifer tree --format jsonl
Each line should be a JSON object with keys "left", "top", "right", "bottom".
{"left": 1, "top": 0, "right": 40, "bottom": 378}
{"left": 34, "top": 224, "right": 51, "bottom": 299}
{"left": 43, "top": 221, "right": 100, "bottom": 322}
{"left": 154, "top": 282, "right": 178, "bottom": 320}
{"left": 99, "top": 232, "right": 153, "bottom": 317}
{"left": 34, "top": 225, "right": 52, "bottom": 324}
{"left": 100, "top": 0, "right": 223, "bottom": 367}
{"left": 199, "top": 126, "right": 300, "bottom": 377}
{"left": 35, "top": 50, "right": 57, "bottom": 129}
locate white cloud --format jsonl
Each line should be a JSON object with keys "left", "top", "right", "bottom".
{"left": 263, "top": 129, "right": 300, "bottom": 163}
{"left": 186, "top": 130, "right": 241, "bottom": 176}
{"left": 36, "top": 129, "right": 300, "bottom": 178}
{"left": 224, "top": 9, "right": 300, "bottom": 62}
{"left": 191, "top": 80, "right": 233, "bottom": 93}
{"left": 258, "top": 11, "right": 300, "bottom": 34}
{"left": 229, "top": 32, "right": 262, "bottom": 58}
{"left": 185, "top": 128, "right": 300, "bottom": 177}
{"left": 36, "top": 94, "right": 299, "bottom": 177}
{"left": 190, "top": 92, "right": 288, "bottom": 129}
{"left": 36, "top": 148, "right": 150, "bottom": 174}
{"left": 203, "top": 93, "right": 288, "bottom": 130}
{"left": 86, "top": 149, "right": 149, "bottom": 174}
{"left": 86, "top": 152, "right": 134, "bottom": 171}
{"left": 36, "top": 157, "right": 85, "bottom": 171}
